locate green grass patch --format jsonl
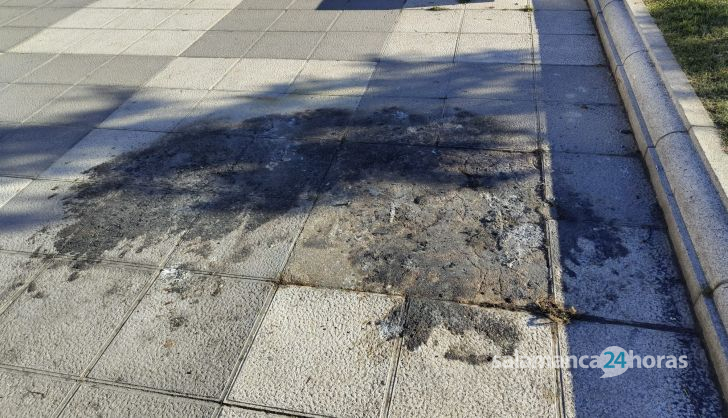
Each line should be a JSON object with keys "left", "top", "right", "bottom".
{"left": 645, "top": 0, "right": 728, "bottom": 149}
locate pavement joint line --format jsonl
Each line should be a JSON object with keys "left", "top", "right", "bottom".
{"left": 224, "top": 398, "right": 330, "bottom": 418}
{"left": 0, "top": 256, "right": 54, "bottom": 319}
{"left": 551, "top": 323, "right": 569, "bottom": 418}
{"left": 219, "top": 282, "right": 278, "bottom": 403}
{"left": 379, "top": 295, "right": 409, "bottom": 418}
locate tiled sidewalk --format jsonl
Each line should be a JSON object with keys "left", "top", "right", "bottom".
{"left": 0, "top": 0, "right": 724, "bottom": 416}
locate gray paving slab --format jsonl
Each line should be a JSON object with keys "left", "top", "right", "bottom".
{"left": 235, "top": 0, "right": 294, "bottom": 9}
{"left": 17, "top": 53, "right": 110, "bottom": 85}
{"left": 103, "top": 8, "right": 177, "bottom": 29}
{"left": 348, "top": 96, "right": 444, "bottom": 145}
{"left": 555, "top": 220, "right": 693, "bottom": 326}
{"left": 536, "top": 64, "right": 620, "bottom": 104}
{"left": 80, "top": 55, "right": 173, "bottom": 87}
{"left": 145, "top": 57, "right": 238, "bottom": 89}
{"left": 534, "top": 34, "right": 606, "bottom": 65}
{"left": 41, "top": 129, "right": 165, "bottom": 181}
{"left": 330, "top": 9, "right": 400, "bottom": 32}
{"left": 461, "top": 10, "right": 531, "bottom": 34}
{"left": 0, "top": 261, "right": 153, "bottom": 375}
{"left": 550, "top": 152, "right": 662, "bottom": 226}
{"left": 221, "top": 406, "right": 289, "bottom": 417}
{"left": 52, "top": 8, "right": 127, "bottom": 28}
{"left": 288, "top": 0, "right": 348, "bottom": 9}
{"left": 532, "top": 0, "right": 588, "bottom": 10}
{"left": 289, "top": 59, "right": 375, "bottom": 96}
{"left": 389, "top": 300, "right": 557, "bottom": 417}
{"left": 63, "top": 29, "right": 148, "bottom": 55}
{"left": 311, "top": 31, "right": 389, "bottom": 61}
{"left": 447, "top": 63, "right": 534, "bottom": 101}
{"left": 382, "top": 32, "right": 458, "bottom": 63}
{"left": 26, "top": 85, "right": 133, "bottom": 127}
{"left": 560, "top": 321, "right": 723, "bottom": 417}
{"left": 0, "top": 369, "right": 75, "bottom": 418}
{"left": 214, "top": 58, "right": 305, "bottom": 93}
{"left": 456, "top": 33, "right": 533, "bottom": 64}
{"left": 245, "top": 31, "right": 323, "bottom": 59}
{"left": 0, "top": 180, "right": 76, "bottom": 254}
{"left": 0, "top": 52, "right": 53, "bottom": 83}
{"left": 0, "top": 125, "right": 91, "bottom": 177}
{"left": 181, "top": 30, "right": 262, "bottom": 58}
{"left": 0, "top": 83, "right": 68, "bottom": 122}
{"left": 348, "top": 0, "right": 405, "bottom": 9}
{"left": 121, "top": 30, "right": 205, "bottom": 56}
{"left": 0, "top": 251, "right": 45, "bottom": 310}
{"left": 5, "top": 7, "right": 79, "bottom": 27}
{"left": 0, "top": 176, "right": 31, "bottom": 207}
{"left": 0, "top": 7, "right": 32, "bottom": 25}
{"left": 61, "top": 384, "right": 219, "bottom": 417}
{"left": 441, "top": 98, "right": 539, "bottom": 151}
{"left": 466, "top": 0, "right": 529, "bottom": 9}
{"left": 395, "top": 9, "right": 462, "bottom": 33}
{"left": 531, "top": 10, "right": 596, "bottom": 35}
{"left": 9, "top": 28, "right": 95, "bottom": 54}
{"left": 229, "top": 286, "right": 402, "bottom": 417}
{"left": 269, "top": 9, "right": 339, "bottom": 31}
{"left": 366, "top": 61, "right": 452, "bottom": 99}
{"left": 91, "top": 271, "right": 271, "bottom": 397}
{"left": 284, "top": 143, "right": 548, "bottom": 305}
{"left": 156, "top": 9, "right": 228, "bottom": 30}
{"left": 99, "top": 88, "right": 207, "bottom": 132}
{"left": 0, "top": 27, "right": 41, "bottom": 51}
{"left": 4, "top": 0, "right": 51, "bottom": 5}
{"left": 540, "top": 102, "right": 637, "bottom": 155}
{"left": 402, "top": 0, "right": 464, "bottom": 8}
{"left": 209, "top": 9, "right": 283, "bottom": 31}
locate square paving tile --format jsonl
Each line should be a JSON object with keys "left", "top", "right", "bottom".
{"left": 0, "top": 7, "right": 32, "bottom": 25}
{"left": 91, "top": 271, "right": 272, "bottom": 397}
{"left": 26, "top": 85, "right": 133, "bottom": 127}
{"left": 122, "top": 30, "right": 205, "bottom": 56}
{"left": 531, "top": 10, "right": 595, "bottom": 35}
{"left": 466, "top": 0, "right": 530, "bottom": 9}
{"left": 269, "top": 9, "right": 339, "bottom": 31}
{"left": 146, "top": 57, "right": 238, "bottom": 89}
{"left": 81, "top": 55, "right": 173, "bottom": 86}
{"left": 181, "top": 31, "right": 262, "bottom": 58}
{"left": 0, "top": 370, "right": 75, "bottom": 417}
{"left": 549, "top": 152, "right": 661, "bottom": 225}
{"left": 102, "top": 8, "right": 177, "bottom": 29}
{"left": 561, "top": 321, "right": 723, "bottom": 417}
{"left": 17, "top": 54, "right": 110, "bottom": 85}
{"left": 245, "top": 31, "right": 323, "bottom": 59}
{"left": 347, "top": 0, "right": 405, "bottom": 9}
{"left": 229, "top": 286, "right": 402, "bottom": 417}
{"left": 133, "top": 0, "right": 192, "bottom": 7}
{"left": 554, "top": 220, "right": 692, "bottom": 326}
{"left": 186, "top": 0, "right": 245, "bottom": 8}
{"left": 0, "top": 52, "right": 53, "bottom": 83}
{"left": 52, "top": 8, "right": 127, "bottom": 28}
{"left": 540, "top": 102, "right": 637, "bottom": 155}
{"left": 402, "top": 0, "right": 464, "bottom": 9}
{"left": 0, "top": 84, "right": 69, "bottom": 122}
{"left": 65, "top": 29, "right": 148, "bottom": 55}
{"left": 389, "top": 300, "right": 557, "bottom": 417}
{"left": 330, "top": 10, "right": 399, "bottom": 32}
{"left": 0, "top": 261, "right": 153, "bottom": 375}
{"left": 534, "top": 34, "right": 606, "bottom": 65}
{"left": 221, "top": 405, "right": 289, "bottom": 417}
{"left": 0, "top": 176, "right": 31, "bottom": 207}
{"left": 311, "top": 31, "right": 389, "bottom": 61}
{"left": 10, "top": 28, "right": 95, "bottom": 53}
{"left": 209, "top": 9, "right": 282, "bottom": 31}
{"left": 6, "top": 7, "right": 79, "bottom": 27}
{"left": 456, "top": 33, "right": 533, "bottom": 64}
{"left": 289, "top": 0, "right": 349, "bottom": 8}
{"left": 0, "top": 251, "right": 45, "bottom": 310}
{"left": 99, "top": 88, "right": 208, "bottom": 132}
{"left": 461, "top": 10, "right": 531, "bottom": 33}
{"left": 215, "top": 58, "right": 305, "bottom": 93}
{"left": 348, "top": 96, "right": 444, "bottom": 145}
{"left": 235, "top": 0, "right": 294, "bottom": 9}
{"left": 536, "top": 64, "right": 619, "bottom": 104}
{"left": 284, "top": 143, "right": 548, "bottom": 304}
{"left": 157, "top": 9, "right": 228, "bottom": 30}
{"left": 366, "top": 61, "right": 451, "bottom": 99}
{"left": 289, "top": 60, "right": 375, "bottom": 96}
{"left": 41, "top": 129, "right": 165, "bottom": 181}
{"left": 0, "top": 27, "right": 41, "bottom": 51}
{"left": 447, "top": 62, "right": 534, "bottom": 101}
{"left": 441, "top": 98, "right": 539, "bottom": 151}
{"left": 394, "top": 9, "right": 462, "bottom": 33}
{"left": 62, "top": 384, "right": 218, "bottom": 417}
{"left": 381, "top": 32, "right": 458, "bottom": 63}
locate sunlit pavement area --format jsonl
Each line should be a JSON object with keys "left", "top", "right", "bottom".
{"left": 0, "top": 0, "right": 724, "bottom": 416}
